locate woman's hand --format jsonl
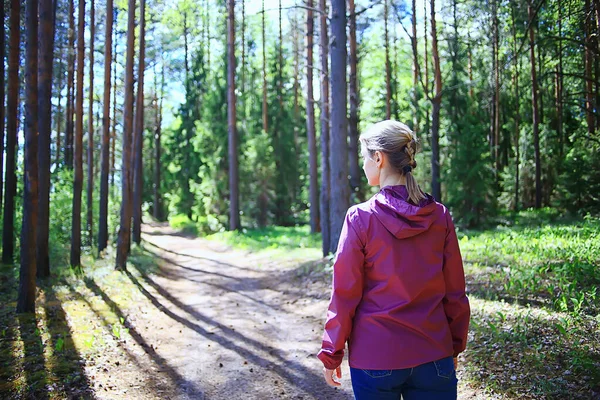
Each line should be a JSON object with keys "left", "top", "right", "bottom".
{"left": 323, "top": 366, "right": 342, "bottom": 387}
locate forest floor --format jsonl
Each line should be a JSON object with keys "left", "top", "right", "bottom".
{"left": 1, "top": 214, "right": 599, "bottom": 399}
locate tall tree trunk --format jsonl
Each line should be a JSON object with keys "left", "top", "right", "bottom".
{"left": 227, "top": 0, "right": 240, "bottom": 231}
{"left": 511, "top": 4, "right": 521, "bottom": 211}
{"left": 585, "top": 0, "right": 595, "bottom": 135}
{"left": 87, "top": 0, "right": 95, "bottom": 247}
{"left": 0, "top": 2, "right": 5, "bottom": 211}
{"left": 262, "top": 0, "right": 268, "bottom": 133}
{"left": 241, "top": 0, "right": 245, "bottom": 95}
{"left": 99, "top": 0, "right": 113, "bottom": 253}
{"left": 153, "top": 64, "right": 164, "bottom": 221}
{"left": 292, "top": 6, "right": 300, "bottom": 208}
{"left": 206, "top": 0, "right": 211, "bottom": 69}
{"left": 110, "top": 17, "right": 118, "bottom": 190}
{"left": 18, "top": 0, "right": 39, "bottom": 313}
{"left": 529, "top": 0, "right": 542, "bottom": 208}
{"left": 306, "top": 0, "right": 319, "bottom": 234}
{"left": 71, "top": 0, "right": 86, "bottom": 268}
{"left": 66, "top": 0, "right": 75, "bottom": 168}
{"left": 423, "top": 0, "right": 430, "bottom": 145}
{"left": 468, "top": 31, "right": 473, "bottom": 98}
{"left": 55, "top": 48, "right": 64, "bottom": 167}
{"left": 329, "top": 0, "right": 349, "bottom": 254}
{"left": 384, "top": 0, "right": 391, "bottom": 119}
{"left": 430, "top": 0, "right": 442, "bottom": 201}
{"left": 2, "top": 0, "right": 21, "bottom": 264}
{"left": 116, "top": 0, "right": 136, "bottom": 270}
{"left": 37, "top": 0, "right": 56, "bottom": 279}
{"left": 348, "top": 0, "right": 361, "bottom": 200}
{"left": 556, "top": 6, "right": 563, "bottom": 158}
{"left": 492, "top": 0, "right": 500, "bottom": 173}
{"left": 411, "top": 0, "right": 420, "bottom": 134}
{"left": 319, "top": 0, "right": 330, "bottom": 256}
{"left": 132, "top": 0, "right": 146, "bottom": 244}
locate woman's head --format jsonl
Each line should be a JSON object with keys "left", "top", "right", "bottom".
{"left": 360, "top": 120, "right": 425, "bottom": 204}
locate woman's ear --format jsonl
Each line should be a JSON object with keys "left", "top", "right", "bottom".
{"left": 374, "top": 151, "right": 383, "bottom": 168}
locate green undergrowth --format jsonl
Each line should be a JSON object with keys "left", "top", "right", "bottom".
{"left": 0, "top": 245, "right": 156, "bottom": 399}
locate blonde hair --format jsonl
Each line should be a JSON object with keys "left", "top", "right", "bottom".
{"left": 360, "top": 120, "right": 426, "bottom": 205}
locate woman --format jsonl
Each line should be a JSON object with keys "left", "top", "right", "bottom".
{"left": 317, "top": 120, "right": 470, "bottom": 399}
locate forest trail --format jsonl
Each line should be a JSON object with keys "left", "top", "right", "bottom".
{"left": 88, "top": 223, "right": 478, "bottom": 400}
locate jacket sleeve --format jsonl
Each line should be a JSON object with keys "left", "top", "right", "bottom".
{"left": 442, "top": 210, "right": 471, "bottom": 357}
{"left": 317, "top": 209, "right": 365, "bottom": 370}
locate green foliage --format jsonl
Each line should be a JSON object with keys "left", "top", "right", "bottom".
{"left": 207, "top": 225, "right": 322, "bottom": 251}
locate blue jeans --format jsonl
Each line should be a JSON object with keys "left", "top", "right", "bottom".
{"left": 350, "top": 357, "right": 457, "bottom": 400}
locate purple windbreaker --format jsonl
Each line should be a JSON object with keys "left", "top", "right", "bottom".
{"left": 317, "top": 185, "right": 470, "bottom": 370}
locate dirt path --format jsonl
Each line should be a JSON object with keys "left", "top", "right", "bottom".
{"left": 83, "top": 223, "right": 479, "bottom": 400}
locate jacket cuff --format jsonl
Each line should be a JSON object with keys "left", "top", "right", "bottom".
{"left": 317, "top": 349, "right": 344, "bottom": 370}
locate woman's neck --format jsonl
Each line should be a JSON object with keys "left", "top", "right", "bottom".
{"left": 379, "top": 169, "right": 406, "bottom": 189}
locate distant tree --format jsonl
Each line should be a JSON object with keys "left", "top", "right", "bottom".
{"left": 348, "top": 0, "right": 361, "bottom": 200}
{"left": 87, "top": 0, "right": 96, "bottom": 246}
{"left": 0, "top": 2, "right": 6, "bottom": 212}
{"left": 66, "top": 0, "right": 75, "bottom": 168}
{"left": 528, "top": 0, "right": 541, "bottom": 208}
{"left": 429, "top": 0, "right": 442, "bottom": 201}
{"left": 319, "top": 0, "right": 330, "bottom": 256}
{"left": 306, "top": 0, "right": 319, "bottom": 234}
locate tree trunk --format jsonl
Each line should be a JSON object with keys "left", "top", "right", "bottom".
{"left": 99, "top": 0, "right": 113, "bottom": 253}
{"left": 430, "top": 0, "right": 442, "bottom": 202}
{"left": 329, "top": 0, "right": 349, "bottom": 254}
{"left": 227, "top": 0, "right": 240, "bottom": 231}
{"left": 37, "top": 0, "right": 56, "bottom": 279}
{"left": 132, "top": 0, "right": 146, "bottom": 244}
{"left": 55, "top": 47, "right": 64, "bottom": 168}
{"left": 511, "top": 4, "right": 521, "bottom": 211}
{"left": 116, "top": 0, "right": 137, "bottom": 270}
{"left": 384, "top": 0, "right": 391, "bottom": 120}
{"left": 585, "top": 0, "right": 595, "bottom": 135}
{"left": 492, "top": 0, "right": 500, "bottom": 173}
{"left": 306, "top": 0, "right": 319, "bottom": 234}
{"left": 348, "top": 0, "right": 361, "bottom": 200}
{"left": 411, "top": 0, "right": 420, "bottom": 134}
{"left": 111, "top": 16, "right": 118, "bottom": 190}
{"left": 71, "top": 0, "right": 86, "bottom": 268}
{"left": 2, "top": 0, "right": 21, "bottom": 265}
{"left": 18, "top": 0, "right": 39, "bottom": 313}
{"left": 529, "top": 0, "right": 542, "bottom": 208}
{"left": 241, "top": 0, "right": 245, "bottom": 95}
{"left": 87, "top": 0, "right": 95, "bottom": 247}
{"left": 153, "top": 64, "right": 164, "bottom": 221}
{"left": 423, "top": 0, "right": 430, "bottom": 145}
{"left": 556, "top": 6, "right": 563, "bottom": 158}
{"left": 0, "top": 2, "right": 5, "bottom": 211}
{"left": 262, "top": 0, "right": 268, "bottom": 133}
{"left": 66, "top": 0, "right": 75, "bottom": 168}
{"left": 319, "top": 0, "right": 330, "bottom": 255}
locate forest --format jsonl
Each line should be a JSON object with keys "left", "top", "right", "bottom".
{"left": 0, "top": 0, "right": 599, "bottom": 398}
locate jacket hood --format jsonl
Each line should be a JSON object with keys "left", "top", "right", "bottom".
{"left": 370, "top": 185, "right": 438, "bottom": 239}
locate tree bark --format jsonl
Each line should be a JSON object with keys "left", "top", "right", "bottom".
{"left": 132, "top": 0, "right": 146, "bottom": 244}
{"left": 99, "top": 0, "right": 113, "bottom": 253}
{"left": 529, "top": 0, "right": 542, "bottom": 208}
{"left": 241, "top": 0, "right": 246, "bottom": 95}
{"left": 228, "top": 0, "right": 240, "bottom": 230}
{"left": 55, "top": 47, "right": 64, "bottom": 167}
{"left": 319, "top": 0, "right": 330, "bottom": 255}
{"left": 0, "top": 2, "right": 6, "bottom": 211}
{"left": 71, "top": 0, "right": 86, "bottom": 268}
{"left": 87, "top": 0, "right": 95, "bottom": 247}
{"left": 306, "top": 0, "right": 319, "bottom": 234}
{"left": 430, "top": 0, "right": 442, "bottom": 201}
{"left": 37, "top": 0, "right": 56, "bottom": 278}
{"left": 329, "top": 0, "right": 349, "bottom": 254}
{"left": 2, "top": 0, "right": 21, "bottom": 265}
{"left": 384, "top": 0, "right": 391, "bottom": 120}
{"left": 511, "top": 3, "right": 521, "bottom": 211}
{"left": 262, "top": 0, "right": 268, "bottom": 133}
{"left": 492, "top": 0, "right": 500, "bottom": 173}
{"left": 153, "top": 64, "right": 164, "bottom": 221}
{"left": 585, "top": 0, "right": 595, "bottom": 135}
{"left": 18, "top": 0, "right": 39, "bottom": 313}
{"left": 348, "top": 0, "right": 361, "bottom": 200}
{"left": 66, "top": 0, "right": 75, "bottom": 168}
{"left": 411, "top": 0, "right": 420, "bottom": 134}
{"left": 111, "top": 16, "right": 118, "bottom": 190}
{"left": 116, "top": 0, "right": 137, "bottom": 270}
{"left": 556, "top": 6, "right": 563, "bottom": 158}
